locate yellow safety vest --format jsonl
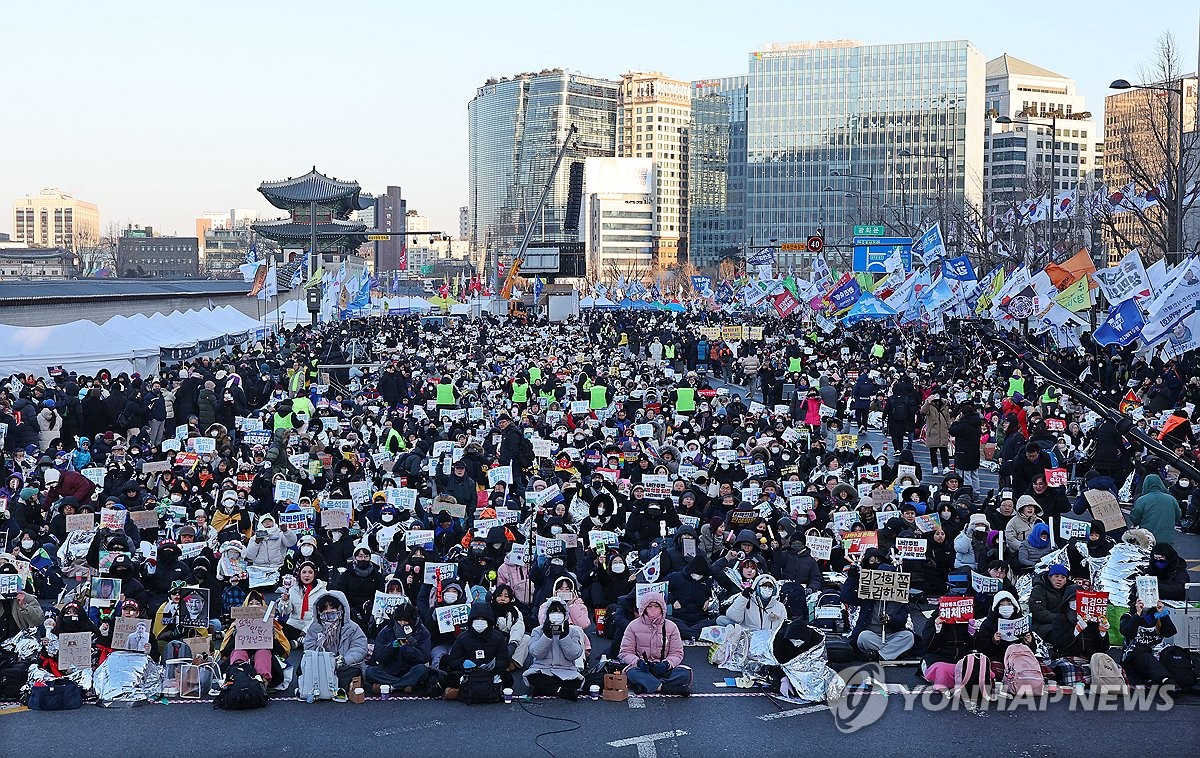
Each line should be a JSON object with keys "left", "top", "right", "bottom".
{"left": 676, "top": 387, "right": 696, "bottom": 412}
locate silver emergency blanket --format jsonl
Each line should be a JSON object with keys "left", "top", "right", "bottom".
{"left": 93, "top": 651, "right": 164, "bottom": 707}
{"left": 1, "top": 630, "right": 41, "bottom": 661}
{"left": 743, "top": 628, "right": 778, "bottom": 676}
{"left": 27, "top": 664, "right": 92, "bottom": 695}
{"left": 780, "top": 634, "right": 845, "bottom": 703}
{"left": 1088, "top": 541, "right": 1149, "bottom": 603}
{"left": 1015, "top": 572, "right": 1035, "bottom": 606}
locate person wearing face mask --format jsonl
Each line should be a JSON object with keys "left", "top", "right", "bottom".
{"left": 365, "top": 603, "right": 434, "bottom": 695}
{"left": 720, "top": 573, "right": 786, "bottom": 632}
{"left": 144, "top": 538, "right": 194, "bottom": 609}
{"left": 582, "top": 546, "right": 634, "bottom": 627}
{"left": 663, "top": 554, "right": 714, "bottom": 641}
{"left": 302, "top": 590, "right": 368, "bottom": 697}
{"left": 441, "top": 602, "right": 511, "bottom": 701}
{"left": 1047, "top": 585, "right": 1111, "bottom": 684}
{"left": 524, "top": 598, "right": 586, "bottom": 700}
{"left": 243, "top": 514, "right": 297, "bottom": 576}
{"left": 283, "top": 534, "right": 330, "bottom": 582}
{"left": 321, "top": 524, "right": 355, "bottom": 574}
{"left": 841, "top": 547, "right": 915, "bottom": 661}
{"left": 537, "top": 576, "right": 592, "bottom": 648}
{"left": 425, "top": 581, "right": 467, "bottom": 669}
{"left": 10, "top": 529, "right": 63, "bottom": 601}
{"left": 333, "top": 547, "right": 383, "bottom": 631}
{"left": 489, "top": 584, "right": 530, "bottom": 670}
{"left": 973, "top": 591, "right": 1036, "bottom": 660}
{"left": 618, "top": 591, "right": 691, "bottom": 695}
{"left": 211, "top": 490, "right": 251, "bottom": 543}
{"left": 1029, "top": 564, "right": 1074, "bottom": 641}
{"left": 771, "top": 531, "right": 822, "bottom": 595}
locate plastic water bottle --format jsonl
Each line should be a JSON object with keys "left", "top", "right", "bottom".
{"left": 307, "top": 687, "right": 317, "bottom": 704}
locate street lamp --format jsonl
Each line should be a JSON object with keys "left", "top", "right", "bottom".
{"left": 897, "top": 149, "right": 951, "bottom": 243}
{"left": 829, "top": 170, "right": 878, "bottom": 222}
{"left": 1110, "top": 77, "right": 1189, "bottom": 264}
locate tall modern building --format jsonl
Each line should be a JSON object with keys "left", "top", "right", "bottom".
{"left": 616, "top": 71, "right": 690, "bottom": 268}
{"left": 1104, "top": 74, "right": 1198, "bottom": 263}
{"left": 983, "top": 55, "right": 1103, "bottom": 217}
{"left": 743, "top": 40, "right": 985, "bottom": 272}
{"left": 580, "top": 157, "right": 656, "bottom": 276}
{"left": 468, "top": 69, "right": 619, "bottom": 280}
{"left": 458, "top": 206, "right": 469, "bottom": 240}
{"left": 372, "top": 186, "right": 407, "bottom": 274}
{"left": 688, "top": 76, "right": 748, "bottom": 269}
{"left": 13, "top": 188, "right": 100, "bottom": 251}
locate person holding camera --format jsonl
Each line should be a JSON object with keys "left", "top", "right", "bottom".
{"left": 364, "top": 603, "right": 433, "bottom": 694}
{"left": 524, "top": 598, "right": 586, "bottom": 700}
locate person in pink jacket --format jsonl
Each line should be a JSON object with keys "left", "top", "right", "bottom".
{"left": 537, "top": 575, "right": 592, "bottom": 655}
{"left": 618, "top": 591, "right": 691, "bottom": 695}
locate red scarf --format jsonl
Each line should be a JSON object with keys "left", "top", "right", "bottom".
{"left": 301, "top": 584, "right": 315, "bottom": 616}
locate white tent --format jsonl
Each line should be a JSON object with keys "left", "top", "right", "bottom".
{"left": 265, "top": 299, "right": 312, "bottom": 327}
{"left": 0, "top": 319, "right": 158, "bottom": 377}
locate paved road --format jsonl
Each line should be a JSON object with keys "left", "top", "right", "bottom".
{"left": 3, "top": 675, "right": 1196, "bottom": 758}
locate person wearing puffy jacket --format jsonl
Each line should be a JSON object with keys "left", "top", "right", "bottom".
{"left": 524, "top": 597, "right": 586, "bottom": 699}
{"left": 618, "top": 591, "right": 690, "bottom": 695}
{"left": 1016, "top": 522, "right": 1054, "bottom": 572}
{"left": 719, "top": 574, "right": 786, "bottom": 632}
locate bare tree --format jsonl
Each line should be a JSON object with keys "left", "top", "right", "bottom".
{"left": 1096, "top": 32, "right": 1199, "bottom": 263}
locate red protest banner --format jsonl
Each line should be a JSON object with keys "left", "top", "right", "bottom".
{"left": 938, "top": 596, "right": 974, "bottom": 624}
{"left": 1044, "top": 467, "right": 1069, "bottom": 487}
{"left": 1076, "top": 590, "right": 1109, "bottom": 622}
{"left": 842, "top": 530, "right": 879, "bottom": 555}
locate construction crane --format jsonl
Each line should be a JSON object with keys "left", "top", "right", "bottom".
{"left": 500, "top": 123, "right": 579, "bottom": 303}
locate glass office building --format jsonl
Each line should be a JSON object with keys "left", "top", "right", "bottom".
{"left": 688, "top": 76, "right": 748, "bottom": 269}
{"left": 745, "top": 41, "right": 985, "bottom": 271}
{"left": 468, "top": 70, "right": 619, "bottom": 277}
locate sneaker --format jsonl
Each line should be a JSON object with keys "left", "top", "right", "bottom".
{"left": 333, "top": 688, "right": 348, "bottom": 703}
{"left": 209, "top": 684, "right": 223, "bottom": 697}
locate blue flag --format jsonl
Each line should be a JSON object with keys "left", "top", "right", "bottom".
{"left": 1092, "top": 298, "right": 1145, "bottom": 347}
{"left": 829, "top": 277, "right": 862, "bottom": 311}
{"left": 912, "top": 223, "right": 947, "bottom": 266}
{"left": 691, "top": 275, "right": 713, "bottom": 295}
{"left": 942, "top": 255, "right": 976, "bottom": 281}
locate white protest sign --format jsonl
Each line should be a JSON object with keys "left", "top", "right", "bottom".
{"left": 99, "top": 508, "right": 127, "bottom": 530}
{"left": 997, "top": 614, "right": 1031, "bottom": 641}
{"left": 193, "top": 437, "right": 217, "bottom": 454}
{"left": 434, "top": 603, "right": 471, "bottom": 633}
{"left": 895, "top": 538, "right": 927, "bottom": 559}
{"left": 807, "top": 535, "right": 834, "bottom": 561}
{"left": 405, "top": 529, "right": 434, "bottom": 547}
{"left": 488, "top": 466, "right": 513, "bottom": 487}
{"left": 273, "top": 481, "right": 302, "bottom": 502}
{"left": 423, "top": 562, "right": 457, "bottom": 585}
{"left": 81, "top": 467, "right": 107, "bottom": 487}
{"left": 349, "top": 481, "right": 371, "bottom": 504}
{"left": 1059, "top": 516, "right": 1091, "bottom": 540}
{"left": 1135, "top": 575, "right": 1159, "bottom": 606}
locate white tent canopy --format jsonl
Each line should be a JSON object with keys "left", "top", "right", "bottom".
{"left": 0, "top": 319, "right": 158, "bottom": 377}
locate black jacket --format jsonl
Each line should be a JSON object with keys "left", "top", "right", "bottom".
{"left": 443, "top": 603, "right": 510, "bottom": 672}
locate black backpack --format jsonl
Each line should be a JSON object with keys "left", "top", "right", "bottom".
{"left": 213, "top": 662, "right": 268, "bottom": 710}
{"left": 460, "top": 670, "right": 502, "bottom": 705}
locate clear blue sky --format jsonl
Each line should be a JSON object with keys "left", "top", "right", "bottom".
{"left": 1, "top": 0, "right": 1195, "bottom": 240}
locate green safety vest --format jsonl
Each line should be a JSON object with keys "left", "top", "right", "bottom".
{"left": 589, "top": 384, "right": 608, "bottom": 409}
{"left": 1008, "top": 377, "right": 1025, "bottom": 397}
{"left": 528, "top": 367, "right": 542, "bottom": 385}
{"left": 871, "top": 344, "right": 885, "bottom": 359}
{"left": 664, "top": 344, "right": 675, "bottom": 359}
{"left": 1041, "top": 388, "right": 1057, "bottom": 406}
{"left": 676, "top": 387, "right": 696, "bottom": 412}
{"left": 292, "top": 396, "right": 314, "bottom": 419}
{"left": 512, "top": 381, "right": 531, "bottom": 404}
{"left": 272, "top": 412, "right": 293, "bottom": 431}
{"left": 788, "top": 356, "right": 803, "bottom": 373}
{"left": 436, "top": 382, "right": 456, "bottom": 407}
{"left": 288, "top": 370, "right": 305, "bottom": 394}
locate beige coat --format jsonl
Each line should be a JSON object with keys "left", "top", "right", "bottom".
{"left": 920, "top": 399, "right": 952, "bottom": 448}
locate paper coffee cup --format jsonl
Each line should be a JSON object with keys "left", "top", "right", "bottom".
{"left": 502, "top": 687, "right": 514, "bottom": 703}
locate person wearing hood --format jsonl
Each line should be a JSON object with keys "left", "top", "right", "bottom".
{"left": 618, "top": 590, "right": 690, "bottom": 695}
{"left": 771, "top": 528, "right": 822, "bottom": 593}
{"left": 42, "top": 466, "right": 97, "bottom": 510}
{"left": 720, "top": 573, "right": 786, "bottom": 632}
{"left": 1071, "top": 469, "right": 1119, "bottom": 517}
{"left": 949, "top": 401, "right": 985, "bottom": 491}
{"left": 1130, "top": 474, "right": 1181, "bottom": 545}
{"left": 303, "top": 589, "right": 369, "bottom": 693}
{"left": 583, "top": 546, "right": 634, "bottom": 623}
{"left": 953, "top": 513, "right": 993, "bottom": 571}
{"left": 1029, "top": 564, "right": 1074, "bottom": 641}
{"left": 1118, "top": 592, "right": 1180, "bottom": 686}
{"left": 285, "top": 534, "right": 330, "bottom": 582}
{"left": 365, "top": 603, "right": 434, "bottom": 694}
{"left": 145, "top": 538, "right": 194, "bottom": 609}
{"left": 0, "top": 564, "right": 44, "bottom": 640}
{"left": 841, "top": 547, "right": 914, "bottom": 660}
{"left": 1145, "top": 544, "right": 1191, "bottom": 601}
{"left": 441, "top": 602, "right": 511, "bottom": 699}
{"left": 973, "top": 590, "right": 1035, "bottom": 661}
{"left": 524, "top": 597, "right": 586, "bottom": 700}
{"left": 334, "top": 546, "right": 383, "bottom": 630}
{"left": 664, "top": 554, "right": 714, "bottom": 641}
{"left": 490, "top": 584, "right": 530, "bottom": 669}
{"left": 243, "top": 513, "right": 298, "bottom": 575}
{"left": 1005, "top": 496, "right": 1043, "bottom": 550}
{"left": 1016, "top": 522, "right": 1054, "bottom": 572}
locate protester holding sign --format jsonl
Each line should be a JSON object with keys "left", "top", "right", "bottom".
{"left": 841, "top": 548, "right": 914, "bottom": 660}
{"left": 302, "top": 591, "right": 368, "bottom": 695}
{"left": 1118, "top": 596, "right": 1181, "bottom": 686}
{"left": 221, "top": 593, "right": 290, "bottom": 684}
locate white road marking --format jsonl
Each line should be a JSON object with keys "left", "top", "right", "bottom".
{"left": 758, "top": 704, "right": 830, "bottom": 720}
{"left": 607, "top": 730, "right": 689, "bottom": 758}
